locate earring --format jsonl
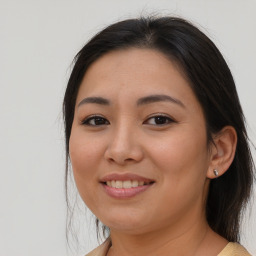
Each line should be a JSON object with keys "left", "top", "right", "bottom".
{"left": 213, "top": 169, "right": 219, "bottom": 177}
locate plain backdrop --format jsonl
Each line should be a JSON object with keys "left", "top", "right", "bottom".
{"left": 1, "top": 0, "right": 256, "bottom": 255}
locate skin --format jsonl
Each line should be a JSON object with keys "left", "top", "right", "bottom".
{"left": 69, "top": 48, "right": 237, "bottom": 255}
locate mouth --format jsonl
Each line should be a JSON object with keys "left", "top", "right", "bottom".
{"left": 103, "top": 180, "right": 154, "bottom": 189}
{"left": 100, "top": 174, "right": 155, "bottom": 199}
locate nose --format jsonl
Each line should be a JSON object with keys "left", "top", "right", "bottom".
{"left": 104, "top": 124, "right": 144, "bottom": 165}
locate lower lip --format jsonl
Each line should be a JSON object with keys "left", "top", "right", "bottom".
{"left": 102, "top": 183, "right": 153, "bottom": 199}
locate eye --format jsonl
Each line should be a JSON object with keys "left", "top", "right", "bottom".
{"left": 82, "top": 115, "right": 110, "bottom": 126}
{"left": 144, "top": 115, "right": 175, "bottom": 125}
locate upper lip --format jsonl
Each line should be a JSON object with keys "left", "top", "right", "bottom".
{"left": 100, "top": 173, "right": 155, "bottom": 183}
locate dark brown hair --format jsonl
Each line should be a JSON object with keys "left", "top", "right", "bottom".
{"left": 63, "top": 16, "right": 254, "bottom": 242}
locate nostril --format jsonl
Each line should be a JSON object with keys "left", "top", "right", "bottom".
{"left": 108, "top": 157, "right": 121, "bottom": 164}
{"left": 126, "top": 158, "right": 134, "bottom": 162}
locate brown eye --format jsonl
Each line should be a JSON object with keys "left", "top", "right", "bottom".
{"left": 82, "top": 116, "right": 110, "bottom": 126}
{"left": 145, "top": 115, "right": 175, "bottom": 125}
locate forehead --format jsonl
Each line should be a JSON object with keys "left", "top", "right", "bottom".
{"left": 76, "top": 48, "right": 198, "bottom": 108}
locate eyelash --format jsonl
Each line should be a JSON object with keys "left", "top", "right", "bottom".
{"left": 144, "top": 114, "right": 175, "bottom": 125}
{"left": 81, "top": 114, "right": 175, "bottom": 126}
{"left": 81, "top": 115, "right": 110, "bottom": 126}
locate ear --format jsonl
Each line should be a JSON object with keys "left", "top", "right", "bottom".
{"left": 207, "top": 126, "right": 237, "bottom": 179}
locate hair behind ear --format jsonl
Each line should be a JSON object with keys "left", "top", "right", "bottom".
{"left": 206, "top": 128, "right": 254, "bottom": 242}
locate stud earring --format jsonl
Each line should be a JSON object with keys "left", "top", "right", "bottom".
{"left": 213, "top": 169, "right": 219, "bottom": 177}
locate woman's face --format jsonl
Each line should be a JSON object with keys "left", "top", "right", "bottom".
{"left": 69, "top": 48, "right": 213, "bottom": 234}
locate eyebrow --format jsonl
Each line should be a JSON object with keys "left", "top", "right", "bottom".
{"left": 78, "top": 97, "right": 110, "bottom": 107}
{"left": 137, "top": 94, "right": 185, "bottom": 108}
{"left": 77, "top": 94, "right": 185, "bottom": 108}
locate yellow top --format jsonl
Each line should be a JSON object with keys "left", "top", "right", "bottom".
{"left": 85, "top": 240, "right": 252, "bottom": 256}
{"left": 218, "top": 242, "right": 252, "bottom": 256}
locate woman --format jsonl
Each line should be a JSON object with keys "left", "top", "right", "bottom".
{"left": 63, "top": 16, "right": 254, "bottom": 255}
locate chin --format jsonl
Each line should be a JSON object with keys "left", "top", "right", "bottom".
{"left": 99, "top": 211, "right": 150, "bottom": 234}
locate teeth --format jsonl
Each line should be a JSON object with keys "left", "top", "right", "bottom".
{"left": 123, "top": 180, "right": 132, "bottom": 188}
{"left": 105, "top": 180, "right": 147, "bottom": 188}
{"left": 132, "top": 180, "right": 139, "bottom": 187}
{"left": 115, "top": 181, "right": 122, "bottom": 188}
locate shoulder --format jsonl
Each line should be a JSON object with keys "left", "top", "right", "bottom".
{"left": 85, "top": 239, "right": 111, "bottom": 256}
{"left": 85, "top": 240, "right": 252, "bottom": 256}
{"left": 218, "top": 242, "right": 252, "bottom": 256}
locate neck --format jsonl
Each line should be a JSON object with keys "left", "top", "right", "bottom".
{"left": 107, "top": 219, "right": 227, "bottom": 256}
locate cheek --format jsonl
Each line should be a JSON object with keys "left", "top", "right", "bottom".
{"left": 145, "top": 133, "right": 209, "bottom": 216}
{"left": 69, "top": 128, "right": 103, "bottom": 167}
{"left": 149, "top": 132, "right": 208, "bottom": 169}
{"left": 69, "top": 130, "right": 104, "bottom": 194}
{"left": 146, "top": 128, "right": 210, "bottom": 194}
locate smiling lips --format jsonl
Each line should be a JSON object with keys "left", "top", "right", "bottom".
{"left": 100, "top": 174, "right": 155, "bottom": 199}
